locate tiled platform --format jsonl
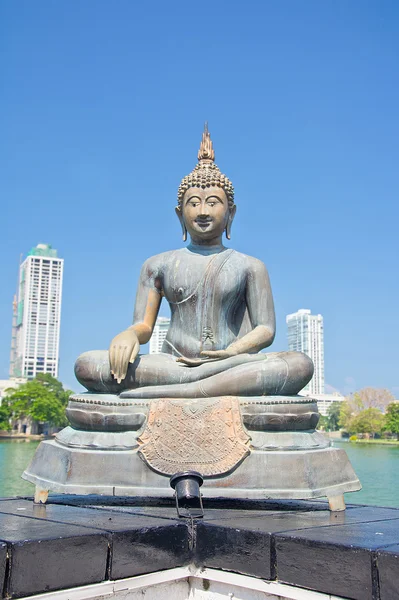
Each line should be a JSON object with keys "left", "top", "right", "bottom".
{"left": 0, "top": 496, "right": 398, "bottom": 599}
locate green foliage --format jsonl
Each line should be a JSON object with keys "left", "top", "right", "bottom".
{"left": 349, "top": 435, "right": 357, "bottom": 442}
{"left": 384, "top": 403, "right": 399, "bottom": 439}
{"left": 339, "top": 400, "right": 354, "bottom": 431}
{"left": 318, "top": 415, "right": 328, "bottom": 430}
{"left": 1, "top": 375, "right": 73, "bottom": 430}
{"left": 318, "top": 402, "right": 342, "bottom": 431}
{"left": 350, "top": 408, "right": 385, "bottom": 437}
{"left": 34, "top": 373, "right": 73, "bottom": 407}
{"left": 0, "top": 402, "right": 12, "bottom": 431}
{"left": 326, "top": 401, "right": 341, "bottom": 431}
{"left": 339, "top": 388, "right": 397, "bottom": 436}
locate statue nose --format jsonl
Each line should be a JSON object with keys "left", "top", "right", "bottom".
{"left": 199, "top": 204, "right": 210, "bottom": 216}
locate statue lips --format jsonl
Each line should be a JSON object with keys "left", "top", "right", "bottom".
{"left": 195, "top": 218, "right": 213, "bottom": 230}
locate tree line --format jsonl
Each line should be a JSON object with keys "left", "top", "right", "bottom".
{"left": 320, "top": 387, "right": 399, "bottom": 439}
{"left": 0, "top": 374, "right": 73, "bottom": 431}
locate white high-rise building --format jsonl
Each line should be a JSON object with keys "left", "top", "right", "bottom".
{"left": 10, "top": 244, "right": 64, "bottom": 379}
{"left": 149, "top": 317, "right": 170, "bottom": 354}
{"left": 286, "top": 309, "right": 324, "bottom": 395}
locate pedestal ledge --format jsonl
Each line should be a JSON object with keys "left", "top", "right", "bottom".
{"left": 23, "top": 438, "right": 361, "bottom": 506}
{"left": 23, "top": 393, "right": 361, "bottom": 509}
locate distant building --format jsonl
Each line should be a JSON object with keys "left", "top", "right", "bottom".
{"left": 286, "top": 308, "right": 324, "bottom": 395}
{"left": 0, "top": 378, "right": 26, "bottom": 406}
{"left": 10, "top": 244, "right": 64, "bottom": 379}
{"left": 300, "top": 393, "right": 345, "bottom": 417}
{"left": 149, "top": 317, "right": 170, "bottom": 354}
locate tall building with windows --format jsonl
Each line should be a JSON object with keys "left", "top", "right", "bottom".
{"left": 286, "top": 309, "right": 324, "bottom": 395}
{"left": 10, "top": 244, "right": 64, "bottom": 379}
{"left": 149, "top": 317, "right": 170, "bottom": 354}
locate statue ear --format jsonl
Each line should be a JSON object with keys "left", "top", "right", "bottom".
{"left": 225, "top": 204, "right": 237, "bottom": 240}
{"left": 175, "top": 206, "right": 187, "bottom": 242}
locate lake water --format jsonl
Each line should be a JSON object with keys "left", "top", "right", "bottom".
{"left": 333, "top": 440, "right": 399, "bottom": 508}
{"left": 0, "top": 438, "right": 398, "bottom": 506}
{"left": 0, "top": 439, "right": 40, "bottom": 497}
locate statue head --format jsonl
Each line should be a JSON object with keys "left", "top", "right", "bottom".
{"left": 176, "top": 125, "right": 236, "bottom": 242}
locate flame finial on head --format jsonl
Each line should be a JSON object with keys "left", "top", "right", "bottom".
{"left": 198, "top": 122, "right": 215, "bottom": 162}
{"left": 177, "top": 124, "right": 234, "bottom": 205}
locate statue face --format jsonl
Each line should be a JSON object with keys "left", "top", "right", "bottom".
{"left": 181, "top": 186, "right": 231, "bottom": 241}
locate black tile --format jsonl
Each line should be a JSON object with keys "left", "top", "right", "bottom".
{"left": 47, "top": 495, "right": 180, "bottom": 521}
{"left": 48, "top": 494, "right": 175, "bottom": 508}
{"left": 111, "top": 521, "right": 189, "bottom": 580}
{"left": 195, "top": 519, "right": 271, "bottom": 578}
{"left": 275, "top": 519, "right": 399, "bottom": 600}
{"left": 199, "top": 505, "right": 399, "bottom": 525}
{"left": 2, "top": 496, "right": 398, "bottom": 600}
{"left": 45, "top": 494, "right": 348, "bottom": 512}
{"left": 0, "top": 542, "right": 6, "bottom": 596}
{"left": 377, "top": 544, "right": 399, "bottom": 600}
{"left": 83, "top": 504, "right": 180, "bottom": 521}
{"left": 0, "top": 514, "right": 108, "bottom": 598}
{"left": 0, "top": 499, "right": 180, "bottom": 529}
{"left": 0, "top": 500, "right": 191, "bottom": 589}
{"left": 194, "top": 507, "right": 399, "bottom": 583}
{"left": 193, "top": 509, "right": 337, "bottom": 579}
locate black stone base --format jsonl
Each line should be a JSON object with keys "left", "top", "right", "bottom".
{"left": 0, "top": 495, "right": 398, "bottom": 599}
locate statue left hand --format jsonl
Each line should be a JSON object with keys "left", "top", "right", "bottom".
{"left": 200, "top": 350, "right": 236, "bottom": 360}
{"left": 176, "top": 349, "right": 237, "bottom": 366}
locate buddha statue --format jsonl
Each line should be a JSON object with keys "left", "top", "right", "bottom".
{"left": 24, "top": 126, "right": 361, "bottom": 510}
{"left": 74, "top": 125, "right": 313, "bottom": 399}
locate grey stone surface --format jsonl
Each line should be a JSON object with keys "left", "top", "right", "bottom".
{"left": 23, "top": 437, "right": 360, "bottom": 500}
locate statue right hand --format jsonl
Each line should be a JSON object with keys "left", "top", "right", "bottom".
{"left": 109, "top": 329, "right": 140, "bottom": 384}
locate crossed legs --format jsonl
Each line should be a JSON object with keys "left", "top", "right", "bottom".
{"left": 75, "top": 350, "right": 313, "bottom": 398}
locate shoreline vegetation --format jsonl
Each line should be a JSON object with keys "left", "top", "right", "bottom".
{"left": 0, "top": 433, "right": 50, "bottom": 441}
{"left": 319, "top": 389, "right": 399, "bottom": 444}
{"left": 348, "top": 438, "right": 399, "bottom": 446}
{"left": 326, "top": 433, "right": 399, "bottom": 446}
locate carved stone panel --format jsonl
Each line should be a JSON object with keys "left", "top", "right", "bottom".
{"left": 138, "top": 397, "right": 250, "bottom": 477}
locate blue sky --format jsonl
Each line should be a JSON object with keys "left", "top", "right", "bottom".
{"left": 1, "top": 1, "right": 398, "bottom": 395}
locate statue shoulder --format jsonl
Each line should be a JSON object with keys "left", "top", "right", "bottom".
{"left": 229, "top": 250, "right": 269, "bottom": 273}
{"left": 140, "top": 249, "right": 184, "bottom": 273}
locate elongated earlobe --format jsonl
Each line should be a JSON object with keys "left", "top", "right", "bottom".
{"left": 225, "top": 204, "right": 237, "bottom": 240}
{"left": 175, "top": 206, "right": 187, "bottom": 242}
{"left": 181, "top": 224, "right": 187, "bottom": 242}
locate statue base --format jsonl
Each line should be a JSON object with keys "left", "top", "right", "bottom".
{"left": 22, "top": 394, "right": 361, "bottom": 511}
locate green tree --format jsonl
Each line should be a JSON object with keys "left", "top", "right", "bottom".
{"left": 318, "top": 415, "right": 328, "bottom": 430}
{"left": 34, "top": 374, "right": 73, "bottom": 407}
{"left": 326, "top": 402, "right": 341, "bottom": 431}
{"left": 5, "top": 376, "right": 73, "bottom": 429}
{"left": 0, "top": 401, "right": 12, "bottom": 431}
{"left": 350, "top": 408, "right": 385, "bottom": 437}
{"left": 384, "top": 403, "right": 399, "bottom": 439}
{"left": 339, "top": 388, "right": 395, "bottom": 434}
{"left": 339, "top": 400, "right": 355, "bottom": 432}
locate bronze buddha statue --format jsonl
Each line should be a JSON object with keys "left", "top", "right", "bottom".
{"left": 24, "top": 126, "right": 361, "bottom": 510}
{"left": 74, "top": 125, "right": 313, "bottom": 399}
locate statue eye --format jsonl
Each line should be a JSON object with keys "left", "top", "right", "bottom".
{"left": 206, "top": 197, "right": 221, "bottom": 207}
